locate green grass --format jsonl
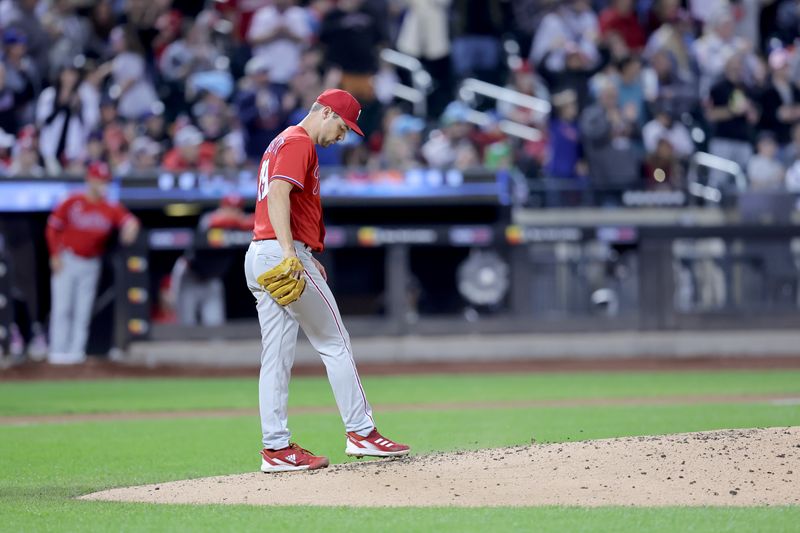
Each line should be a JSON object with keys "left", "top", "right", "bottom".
{"left": 2, "top": 370, "right": 800, "bottom": 416}
{"left": 1, "top": 371, "right": 799, "bottom": 532}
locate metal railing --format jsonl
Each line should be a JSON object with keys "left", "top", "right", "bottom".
{"left": 379, "top": 48, "right": 432, "bottom": 117}
{"left": 686, "top": 151, "right": 748, "bottom": 203}
{"left": 457, "top": 78, "right": 551, "bottom": 142}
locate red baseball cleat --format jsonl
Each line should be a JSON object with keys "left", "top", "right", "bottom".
{"left": 345, "top": 428, "right": 411, "bottom": 458}
{"left": 260, "top": 443, "right": 329, "bottom": 472}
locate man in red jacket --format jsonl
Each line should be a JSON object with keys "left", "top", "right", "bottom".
{"left": 45, "top": 162, "right": 140, "bottom": 364}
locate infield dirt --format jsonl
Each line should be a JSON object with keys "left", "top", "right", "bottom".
{"left": 82, "top": 427, "right": 799, "bottom": 507}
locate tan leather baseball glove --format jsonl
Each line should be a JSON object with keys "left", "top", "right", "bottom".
{"left": 257, "top": 257, "right": 306, "bottom": 305}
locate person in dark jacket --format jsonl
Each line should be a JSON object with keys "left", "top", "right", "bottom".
{"left": 171, "top": 194, "right": 254, "bottom": 326}
{"left": 758, "top": 48, "right": 800, "bottom": 149}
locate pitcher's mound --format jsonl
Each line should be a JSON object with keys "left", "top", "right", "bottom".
{"left": 82, "top": 427, "right": 799, "bottom": 507}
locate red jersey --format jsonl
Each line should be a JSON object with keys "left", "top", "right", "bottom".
{"left": 46, "top": 193, "right": 135, "bottom": 258}
{"left": 162, "top": 142, "right": 217, "bottom": 172}
{"left": 253, "top": 125, "right": 325, "bottom": 251}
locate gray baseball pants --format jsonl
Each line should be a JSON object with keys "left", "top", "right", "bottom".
{"left": 244, "top": 239, "right": 375, "bottom": 449}
{"left": 49, "top": 250, "right": 100, "bottom": 359}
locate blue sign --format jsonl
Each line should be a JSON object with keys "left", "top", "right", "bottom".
{"left": 0, "top": 168, "right": 505, "bottom": 212}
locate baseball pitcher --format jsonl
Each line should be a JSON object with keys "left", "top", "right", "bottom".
{"left": 45, "top": 162, "right": 140, "bottom": 365}
{"left": 245, "top": 89, "right": 410, "bottom": 472}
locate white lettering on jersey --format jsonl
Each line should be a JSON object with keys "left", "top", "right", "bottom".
{"left": 258, "top": 136, "right": 286, "bottom": 202}
{"left": 313, "top": 165, "right": 320, "bottom": 195}
{"left": 258, "top": 157, "right": 270, "bottom": 202}
{"left": 69, "top": 202, "right": 112, "bottom": 232}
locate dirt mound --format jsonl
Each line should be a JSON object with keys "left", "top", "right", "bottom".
{"left": 81, "top": 427, "right": 799, "bottom": 507}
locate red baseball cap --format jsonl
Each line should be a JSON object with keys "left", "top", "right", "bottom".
{"left": 220, "top": 193, "right": 244, "bottom": 209}
{"left": 316, "top": 89, "right": 364, "bottom": 136}
{"left": 86, "top": 161, "right": 112, "bottom": 182}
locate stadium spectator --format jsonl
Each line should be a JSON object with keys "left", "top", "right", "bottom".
{"left": 248, "top": 0, "right": 312, "bottom": 91}
{"left": 421, "top": 101, "right": 480, "bottom": 170}
{"left": 83, "top": 129, "right": 104, "bottom": 164}
{"left": 644, "top": 20, "right": 697, "bottom": 87}
{"left": 215, "top": 132, "right": 247, "bottom": 170}
{"left": 759, "top": 48, "right": 800, "bottom": 148}
{"left": 747, "top": 131, "right": 785, "bottom": 191}
{"left": 318, "top": 1, "right": 386, "bottom": 142}
{"left": 35, "top": 61, "right": 100, "bottom": 173}
{"left": 319, "top": 0, "right": 387, "bottom": 105}
{"left": 579, "top": 76, "right": 642, "bottom": 196}
{"left": 151, "top": 9, "right": 182, "bottom": 62}
{"left": 281, "top": 48, "right": 323, "bottom": 119}
{"left": 45, "top": 161, "right": 140, "bottom": 365}
{"left": 782, "top": 122, "right": 800, "bottom": 167}
{"left": 281, "top": 50, "right": 325, "bottom": 126}
{"left": 8, "top": 124, "right": 43, "bottom": 177}
{"left": 43, "top": 0, "right": 91, "bottom": 81}
{"left": 162, "top": 125, "right": 216, "bottom": 172}
{"left": 642, "top": 101, "right": 694, "bottom": 159}
{"left": 85, "top": 0, "right": 117, "bottom": 59}
{"left": 731, "top": 0, "right": 762, "bottom": 49}
{"left": 97, "top": 92, "right": 119, "bottom": 129}
{"left": 449, "top": 0, "right": 504, "bottom": 82}
{"left": 545, "top": 89, "right": 585, "bottom": 180}
{"left": 192, "top": 89, "right": 233, "bottom": 143}
{"left": 644, "top": 0, "right": 686, "bottom": 34}
{"left": 170, "top": 194, "right": 252, "bottom": 326}
{"left": 688, "top": 0, "right": 731, "bottom": 27}
{"left": 235, "top": 55, "right": 284, "bottom": 161}
{"left": 775, "top": 0, "right": 800, "bottom": 48}
{"left": 121, "top": 0, "right": 165, "bottom": 61}
{"left": 0, "top": 0, "right": 51, "bottom": 77}
{"left": 159, "top": 12, "right": 221, "bottom": 81}
{"left": 395, "top": 0, "right": 452, "bottom": 118}
{"left": 2, "top": 28, "right": 38, "bottom": 125}
{"left": 692, "top": 7, "right": 764, "bottom": 97}
{"left": 102, "top": 121, "right": 129, "bottom": 173}
{"left": 644, "top": 136, "right": 684, "bottom": 189}
{"left": 705, "top": 52, "right": 759, "bottom": 180}
{"left": 0, "top": 62, "right": 19, "bottom": 134}
{"left": 530, "top": 0, "right": 600, "bottom": 78}
{"left": 108, "top": 26, "right": 159, "bottom": 121}
{"left": 483, "top": 138, "right": 514, "bottom": 171}
{"left": 785, "top": 160, "right": 800, "bottom": 193}
{"left": 0, "top": 127, "right": 13, "bottom": 172}
{"left": 140, "top": 102, "right": 170, "bottom": 151}
{"left": 615, "top": 55, "right": 647, "bottom": 126}
{"left": 382, "top": 113, "right": 425, "bottom": 169}
{"left": 599, "top": 0, "right": 646, "bottom": 53}
{"left": 496, "top": 61, "right": 549, "bottom": 126}
{"left": 643, "top": 48, "right": 698, "bottom": 117}
{"left": 213, "top": 0, "right": 271, "bottom": 46}
{"left": 121, "top": 136, "right": 161, "bottom": 175}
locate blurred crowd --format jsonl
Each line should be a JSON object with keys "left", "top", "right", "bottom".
{"left": 3, "top": 0, "right": 800, "bottom": 194}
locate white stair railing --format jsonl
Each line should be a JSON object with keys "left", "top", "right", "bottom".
{"left": 687, "top": 152, "right": 748, "bottom": 203}
{"left": 379, "top": 48, "right": 432, "bottom": 117}
{"left": 456, "top": 78, "right": 550, "bottom": 142}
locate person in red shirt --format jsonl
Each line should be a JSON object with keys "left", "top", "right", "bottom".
{"left": 45, "top": 162, "right": 140, "bottom": 365}
{"left": 245, "top": 89, "right": 410, "bottom": 473}
{"left": 161, "top": 125, "right": 216, "bottom": 172}
{"left": 599, "top": 0, "right": 646, "bottom": 53}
